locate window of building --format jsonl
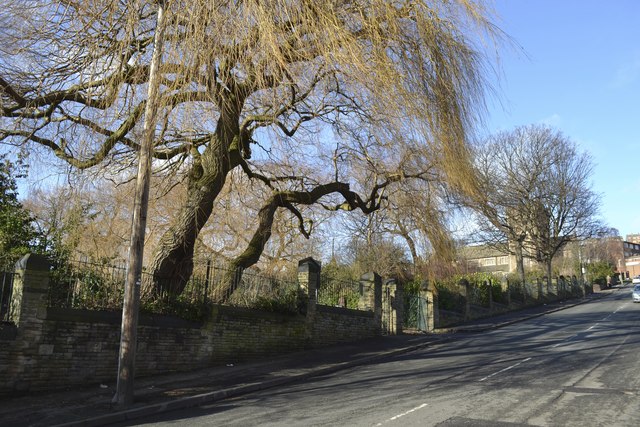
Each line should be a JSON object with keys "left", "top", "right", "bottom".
{"left": 497, "top": 256, "right": 509, "bottom": 265}
{"left": 480, "top": 257, "right": 496, "bottom": 266}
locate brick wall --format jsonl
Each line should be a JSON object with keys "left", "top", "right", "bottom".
{"left": 0, "top": 256, "right": 393, "bottom": 395}
{"left": 312, "top": 305, "right": 377, "bottom": 346}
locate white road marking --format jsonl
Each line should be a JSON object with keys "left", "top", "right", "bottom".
{"left": 481, "top": 303, "right": 630, "bottom": 384}
{"left": 614, "top": 305, "right": 626, "bottom": 313}
{"left": 375, "top": 403, "right": 428, "bottom": 426}
{"left": 552, "top": 303, "right": 627, "bottom": 349}
{"left": 478, "top": 357, "right": 531, "bottom": 382}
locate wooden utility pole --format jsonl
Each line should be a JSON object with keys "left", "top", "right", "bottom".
{"left": 113, "top": 1, "right": 167, "bottom": 407}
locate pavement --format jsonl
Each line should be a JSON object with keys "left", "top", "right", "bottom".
{"left": 0, "top": 288, "right": 617, "bottom": 427}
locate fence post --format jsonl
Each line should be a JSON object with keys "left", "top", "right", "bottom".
{"left": 502, "top": 277, "right": 511, "bottom": 307}
{"left": 298, "top": 257, "right": 320, "bottom": 344}
{"left": 573, "top": 275, "right": 585, "bottom": 297}
{"left": 395, "top": 281, "right": 403, "bottom": 334}
{"left": 546, "top": 276, "right": 551, "bottom": 297}
{"left": 537, "top": 277, "right": 544, "bottom": 300}
{"left": 487, "top": 280, "right": 493, "bottom": 312}
{"left": 558, "top": 276, "right": 565, "bottom": 298}
{"left": 425, "top": 281, "right": 439, "bottom": 331}
{"left": 203, "top": 259, "right": 211, "bottom": 304}
{"left": 460, "top": 279, "right": 470, "bottom": 321}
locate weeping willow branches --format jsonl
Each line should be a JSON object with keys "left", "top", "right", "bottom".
{"left": 0, "top": 0, "right": 502, "bottom": 294}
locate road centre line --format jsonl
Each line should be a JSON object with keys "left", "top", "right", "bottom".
{"left": 551, "top": 304, "right": 623, "bottom": 348}
{"left": 614, "top": 304, "right": 626, "bottom": 313}
{"left": 375, "top": 403, "right": 428, "bottom": 426}
{"left": 478, "top": 357, "right": 531, "bottom": 382}
{"left": 551, "top": 318, "right": 612, "bottom": 348}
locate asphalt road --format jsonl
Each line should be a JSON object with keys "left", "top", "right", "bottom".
{"left": 120, "top": 287, "right": 640, "bottom": 427}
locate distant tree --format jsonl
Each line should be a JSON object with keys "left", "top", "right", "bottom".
{"left": 467, "top": 125, "right": 554, "bottom": 284}
{"left": 586, "top": 260, "right": 615, "bottom": 287}
{"left": 0, "top": 155, "right": 39, "bottom": 265}
{"left": 467, "top": 125, "right": 603, "bottom": 286}
{"left": 578, "top": 229, "right": 624, "bottom": 272}
{"left": 523, "top": 128, "right": 602, "bottom": 286}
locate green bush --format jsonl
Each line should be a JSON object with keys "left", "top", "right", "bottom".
{"left": 140, "top": 295, "right": 211, "bottom": 322}
{"left": 433, "top": 272, "right": 505, "bottom": 310}
{"left": 435, "top": 282, "right": 465, "bottom": 312}
{"left": 586, "top": 261, "right": 614, "bottom": 286}
{"left": 249, "top": 287, "right": 305, "bottom": 315}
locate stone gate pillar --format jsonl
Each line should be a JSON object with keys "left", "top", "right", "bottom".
{"left": 10, "top": 254, "right": 51, "bottom": 327}
{"left": 359, "top": 272, "right": 382, "bottom": 329}
{"left": 460, "top": 279, "right": 471, "bottom": 321}
{"left": 298, "top": 257, "right": 320, "bottom": 344}
{"left": 501, "top": 277, "right": 511, "bottom": 306}
{"left": 487, "top": 280, "right": 493, "bottom": 311}
{"left": 298, "top": 257, "right": 320, "bottom": 305}
{"left": 381, "top": 279, "right": 403, "bottom": 335}
{"left": 8, "top": 253, "right": 51, "bottom": 392}
{"left": 425, "top": 281, "right": 439, "bottom": 331}
{"left": 537, "top": 277, "right": 544, "bottom": 300}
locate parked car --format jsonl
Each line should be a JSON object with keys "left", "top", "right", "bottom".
{"left": 633, "top": 284, "right": 640, "bottom": 303}
{"left": 632, "top": 276, "right": 640, "bottom": 284}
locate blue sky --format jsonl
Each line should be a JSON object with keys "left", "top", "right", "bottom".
{"left": 10, "top": 1, "right": 639, "bottom": 242}
{"left": 484, "top": 0, "right": 640, "bottom": 238}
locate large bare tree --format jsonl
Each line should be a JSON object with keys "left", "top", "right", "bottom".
{"left": 468, "top": 124, "right": 602, "bottom": 285}
{"left": 1, "top": 0, "right": 498, "bottom": 297}
{"left": 468, "top": 125, "right": 556, "bottom": 284}
{"left": 523, "top": 128, "right": 602, "bottom": 285}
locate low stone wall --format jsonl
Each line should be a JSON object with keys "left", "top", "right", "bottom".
{"left": 0, "top": 255, "right": 393, "bottom": 395}
{"left": 312, "top": 305, "right": 377, "bottom": 346}
{"left": 1, "top": 308, "right": 210, "bottom": 392}
{"left": 208, "top": 305, "right": 307, "bottom": 364}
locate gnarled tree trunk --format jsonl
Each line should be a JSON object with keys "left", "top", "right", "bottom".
{"left": 150, "top": 106, "right": 243, "bottom": 297}
{"left": 514, "top": 238, "right": 526, "bottom": 286}
{"left": 213, "top": 181, "right": 374, "bottom": 302}
{"left": 214, "top": 198, "right": 280, "bottom": 302}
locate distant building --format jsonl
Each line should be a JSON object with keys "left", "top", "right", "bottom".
{"left": 620, "top": 240, "right": 640, "bottom": 278}
{"left": 457, "top": 244, "right": 535, "bottom": 276}
{"left": 626, "top": 233, "right": 640, "bottom": 245}
{"left": 459, "top": 237, "right": 640, "bottom": 279}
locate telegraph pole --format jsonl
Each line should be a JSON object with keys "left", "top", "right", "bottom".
{"left": 113, "top": 1, "right": 167, "bottom": 407}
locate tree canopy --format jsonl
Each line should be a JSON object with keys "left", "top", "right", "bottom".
{"left": 468, "top": 124, "right": 602, "bottom": 284}
{"left": 1, "top": 0, "right": 500, "bottom": 297}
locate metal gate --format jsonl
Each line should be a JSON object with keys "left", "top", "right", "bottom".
{"left": 404, "top": 294, "right": 428, "bottom": 332}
